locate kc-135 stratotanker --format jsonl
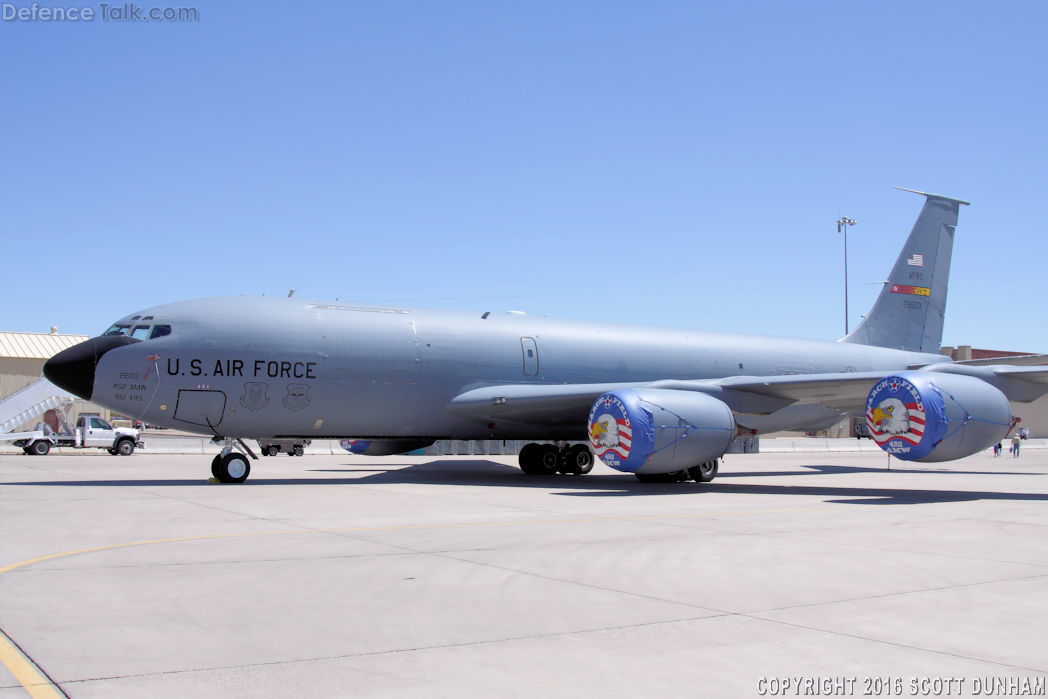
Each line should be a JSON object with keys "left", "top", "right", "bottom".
{"left": 44, "top": 189, "right": 1048, "bottom": 483}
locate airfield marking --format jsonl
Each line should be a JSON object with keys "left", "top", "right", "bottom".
{"left": 0, "top": 503, "right": 817, "bottom": 694}
{"left": 0, "top": 629, "right": 65, "bottom": 699}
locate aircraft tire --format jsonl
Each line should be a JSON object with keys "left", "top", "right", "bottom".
{"left": 30, "top": 440, "right": 50, "bottom": 456}
{"left": 539, "top": 445, "right": 560, "bottom": 474}
{"left": 211, "top": 454, "right": 223, "bottom": 479}
{"left": 215, "top": 452, "right": 251, "bottom": 484}
{"left": 688, "top": 459, "right": 719, "bottom": 483}
{"left": 519, "top": 443, "right": 556, "bottom": 475}
{"left": 558, "top": 445, "right": 593, "bottom": 475}
{"left": 573, "top": 445, "right": 594, "bottom": 474}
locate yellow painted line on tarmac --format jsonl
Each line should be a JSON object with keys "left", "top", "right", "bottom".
{"left": 0, "top": 504, "right": 816, "bottom": 693}
{"left": 0, "top": 629, "right": 64, "bottom": 699}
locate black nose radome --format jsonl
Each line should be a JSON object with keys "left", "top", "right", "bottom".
{"left": 44, "top": 335, "right": 142, "bottom": 400}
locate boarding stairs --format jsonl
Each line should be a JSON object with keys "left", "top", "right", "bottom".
{"left": 0, "top": 377, "right": 75, "bottom": 434}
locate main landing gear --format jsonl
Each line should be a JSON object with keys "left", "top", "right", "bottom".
{"left": 634, "top": 459, "right": 719, "bottom": 483}
{"left": 209, "top": 438, "right": 257, "bottom": 483}
{"left": 518, "top": 443, "right": 594, "bottom": 476}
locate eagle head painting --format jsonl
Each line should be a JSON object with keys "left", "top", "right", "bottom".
{"left": 870, "top": 397, "right": 910, "bottom": 435}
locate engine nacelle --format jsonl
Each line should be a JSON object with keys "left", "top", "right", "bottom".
{"left": 339, "top": 439, "right": 435, "bottom": 456}
{"left": 588, "top": 388, "right": 735, "bottom": 474}
{"left": 866, "top": 372, "right": 1012, "bottom": 462}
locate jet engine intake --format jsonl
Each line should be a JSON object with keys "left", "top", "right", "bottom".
{"left": 866, "top": 372, "right": 1012, "bottom": 462}
{"left": 588, "top": 388, "right": 735, "bottom": 474}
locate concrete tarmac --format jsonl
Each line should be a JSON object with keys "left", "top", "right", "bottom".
{"left": 1, "top": 448, "right": 1046, "bottom": 697}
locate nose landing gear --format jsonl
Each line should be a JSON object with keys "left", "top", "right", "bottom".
{"left": 209, "top": 438, "right": 257, "bottom": 483}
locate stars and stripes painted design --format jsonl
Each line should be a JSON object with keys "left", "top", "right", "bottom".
{"left": 906, "top": 253, "right": 924, "bottom": 267}
{"left": 867, "top": 399, "right": 926, "bottom": 447}
{"left": 589, "top": 412, "right": 632, "bottom": 461}
{"left": 866, "top": 374, "right": 949, "bottom": 461}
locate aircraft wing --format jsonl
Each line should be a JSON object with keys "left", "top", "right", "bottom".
{"left": 447, "top": 372, "right": 885, "bottom": 425}
{"left": 955, "top": 354, "right": 1048, "bottom": 367}
{"left": 448, "top": 365, "right": 1048, "bottom": 427}
{"left": 989, "top": 366, "right": 1048, "bottom": 382}
{"left": 448, "top": 382, "right": 654, "bottom": 425}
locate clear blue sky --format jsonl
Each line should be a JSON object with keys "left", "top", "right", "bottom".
{"left": 2, "top": 1, "right": 1045, "bottom": 351}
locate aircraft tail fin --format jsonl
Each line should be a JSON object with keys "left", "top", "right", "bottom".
{"left": 840, "top": 188, "right": 969, "bottom": 353}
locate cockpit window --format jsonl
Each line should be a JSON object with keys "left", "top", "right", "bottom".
{"left": 104, "top": 324, "right": 133, "bottom": 336}
{"left": 104, "top": 322, "right": 172, "bottom": 339}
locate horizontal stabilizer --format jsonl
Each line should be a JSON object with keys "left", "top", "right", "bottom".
{"left": 891, "top": 186, "right": 970, "bottom": 207}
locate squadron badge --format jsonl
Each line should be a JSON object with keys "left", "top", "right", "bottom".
{"left": 282, "top": 383, "right": 312, "bottom": 411}
{"left": 240, "top": 382, "right": 270, "bottom": 411}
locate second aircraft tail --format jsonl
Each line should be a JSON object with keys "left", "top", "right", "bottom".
{"left": 840, "top": 188, "right": 969, "bottom": 354}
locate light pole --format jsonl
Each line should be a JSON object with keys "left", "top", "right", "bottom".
{"left": 836, "top": 217, "right": 856, "bottom": 334}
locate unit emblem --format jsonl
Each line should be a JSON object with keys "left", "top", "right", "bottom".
{"left": 587, "top": 394, "right": 633, "bottom": 467}
{"left": 866, "top": 376, "right": 927, "bottom": 457}
{"left": 282, "top": 383, "right": 311, "bottom": 411}
{"left": 240, "top": 382, "right": 270, "bottom": 411}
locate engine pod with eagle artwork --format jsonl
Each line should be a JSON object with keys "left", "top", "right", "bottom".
{"left": 866, "top": 372, "right": 1012, "bottom": 462}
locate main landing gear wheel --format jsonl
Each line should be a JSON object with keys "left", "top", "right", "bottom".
{"left": 634, "top": 460, "right": 720, "bottom": 484}
{"left": 519, "top": 443, "right": 557, "bottom": 475}
{"left": 213, "top": 452, "right": 251, "bottom": 483}
{"left": 687, "top": 459, "right": 719, "bottom": 483}
{"left": 558, "top": 444, "right": 594, "bottom": 475}
{"left": 519, "top": 443, "right": 596, "bottom": 476}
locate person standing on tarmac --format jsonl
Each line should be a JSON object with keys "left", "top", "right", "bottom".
{"left": 1012, "top": 432, "right": 1022, "bottom": 458}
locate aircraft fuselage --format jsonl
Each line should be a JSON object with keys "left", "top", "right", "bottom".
{"left": 83, "top": 296, "right": 944, "bottom": 441}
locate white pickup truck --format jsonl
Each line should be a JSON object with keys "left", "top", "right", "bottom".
{"left": 5, "top": 415, "right": 143, "bottom": 456}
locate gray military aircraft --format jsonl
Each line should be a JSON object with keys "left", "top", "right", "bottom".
{"left": 44, "top": 188, "right": 1048, "bottom": 484}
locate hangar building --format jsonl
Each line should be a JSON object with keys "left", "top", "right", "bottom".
{"left": 0, "top": 330, "right": 113, "bottom": 430}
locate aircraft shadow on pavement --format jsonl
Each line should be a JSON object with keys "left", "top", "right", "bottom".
{"left": 4, "top": 460, "right": 1044, "bottom": 506}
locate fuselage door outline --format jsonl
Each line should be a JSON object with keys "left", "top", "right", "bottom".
{"left": 521, "top": 337, "right": 539, "bottom": 377}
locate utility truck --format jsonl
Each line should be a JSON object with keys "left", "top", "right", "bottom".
{"left": 4, "top": 414, "right": 143, "bottom": 456}
{"left": 257, "top": 438, "right": 310, "bottom": 456}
